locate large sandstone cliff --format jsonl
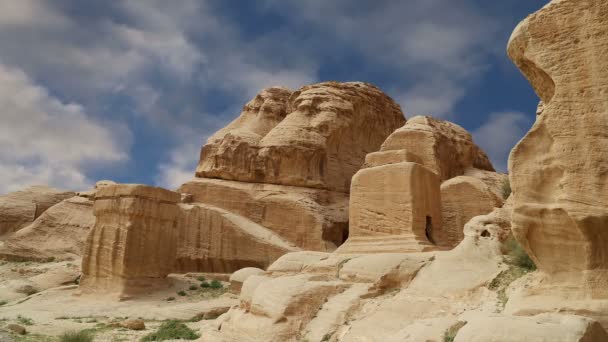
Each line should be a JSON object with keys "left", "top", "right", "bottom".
{"left": 506, "top": 0, "right": 608, "bottom": 320}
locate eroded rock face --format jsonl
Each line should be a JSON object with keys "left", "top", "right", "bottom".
{"left": 0, "top": 185, "right": 75, "bottom": 237}
{"left": 378, "top": 116, "right": 494, "bottom": 182}
{"left": 196, "top": 82, "right": 406, "bottom": 193}
{"left": 80, "top": 185, "right": 181, "bottom": 297}
{"left": 0, "top": 196, "right": 95, "bottom": 261}
{"left": 507, "top": 0, "right": 608, "bottom": 296}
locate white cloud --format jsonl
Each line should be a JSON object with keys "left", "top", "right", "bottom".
{"left": 472, "top": 111, "right": 532, "bottom": 172}
{"left": 0, "top": 64, "right": 129, "bottom": 193}
{"left": 155, "top": 142, "right": 200, "bottom": 190}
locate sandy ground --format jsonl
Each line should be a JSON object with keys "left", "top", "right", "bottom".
{"left": 0, "top": 260, "right": 237, "bottom": 341}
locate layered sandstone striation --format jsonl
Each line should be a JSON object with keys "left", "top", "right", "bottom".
{"left": 80, "top": 185, "right": 182, "bottom": 297}
{"left": 506, "top": 0, "right": 608, "bottom": 317}
{"left": 0, "top": 185, "right": 75, "bottom": 237}
{"left": 196, "top": 81, "right": 405, "bottom": 192}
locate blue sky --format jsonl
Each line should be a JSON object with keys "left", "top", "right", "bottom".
{"left": 0, "top": 0, "right": 547, "bottom": 193}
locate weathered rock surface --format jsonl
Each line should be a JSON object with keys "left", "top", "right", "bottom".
{"left": 0, "top": 185, "right": 74, "bottom": 237}
{"left": 230, "top": 267, "right": 265, "bottom": 293}
{"left": 507, "top": 0, "right": 608, "bottom": 319}
{"left": 455, "top": 314, "right": 608, "bottom": 342}
{"left": 179, "top": 178, "right": 348, "bottom": 252}
{"left": 440, "top": 176, "right": 503, "bottom": 248}
{"left": 196, "top": 82, "right": 405, "bottom": 193}
{"left": 0, "top": 196, "right": 95, "bottom": 261}
{"left": 337, "top": 162, "right": 441, "bottom": 254}
{"left": 378, "top": 116, "right": 494, "bottom": 182}
{"left": 80, "top": 185, "right": 181, "bottom": 297}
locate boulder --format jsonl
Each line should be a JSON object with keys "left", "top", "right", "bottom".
{"left": 196, "top": 81, "right": 405, "bottom": 192}
{"left": 440, "top": 176, "right": 502, "bottom": 248}
{"left": 0, "top": 185, "right": 74, "bottom": 236}
{"left": 455, "top": 314, "right": 608, "bottom": 342}
{"left": 230, "top": 268, "right": 265, "bottom": 293}
{"left": 379, "top": 116, "right": 494, "bottom": 181}
{"left": 507, "top": 0, "right": 608, "bottom": 310}
{"left": 119, "top": 319, "right": 146, "bottom": 331}
{"left": 0, "top": 196, "right": 95, "bottom": 261}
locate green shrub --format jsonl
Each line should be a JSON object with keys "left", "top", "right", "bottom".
{"left": 140, "top": 320, "right": 200, "bottom": 341}
{"left": 501, "top": 178, "right": 511, "bottom": 200}
{"left": 177, "top": 290, "right": 187, "bottom": 297}
{"left": 443, "top": 321, "right": 467, "bottom": 342}
{"left": 210, "top": 280, "right": 223, "bottom": 289}
{"left": 200, "top": 281, "right": 210, "bottom": 288}
{"left": 504, "top": 237, "right": 536, "bottom": 271}
{"left": 0, "top": 300, "right": 7, "bottom": 306}
{"left": 166, "top": 297, "right": 175, "bottom": 301}
{"left": 59, "top": 330, "right": 93, "bottom": 342}
{"left": 17, "top": 315, "right": 34, "bottom": 325}
{"left": 196, "top": 276, "right": 206, "bottom": 282}
{"left": 188, "top": 285, "right": 198, "bottom": 291}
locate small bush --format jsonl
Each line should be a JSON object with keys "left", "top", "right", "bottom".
{"left": 210, "top": 280, "right": 223, "bottom": 289}
{"left": 166, "top": 297, "right": 175, "bottom": 301}
{"left": 17, "top": 315, "right": 34, "bottom": 325}
{"left": 188, "top": 285, "right": 198, "bottom": 291}
{"left": 0, "top": 300, "right": 7, "bottom": 306}
{"left": 444, "top": 321, "right": 467, "bottom": 342}
{"left": 59, "top": 330, "right": 94, "bottom": 342}
{"left": 504, "top": 237, "right": 536, "bottom": 271}
{"left": 501, "top": 178, "right": 511, "bottom": 200}
{"left": 140, "top": 320, "right": 200, "bottom": 341}
{"left": 196, "top": 276, "right": 206, "bottom": 282}
{"left": 200, "top": 281, "right": 210, "bottom": 288}
{"left": 177, "top": 290, "right": 187, "bottom": 297}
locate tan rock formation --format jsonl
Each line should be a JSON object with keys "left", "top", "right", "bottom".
{"left": 337, "top": 162, "right": 441, "bottom": 254}
{"left": 179, "top": 178, "right": 348, "bottom": 252}
{"left": 507, "top": 0, "right": 608, "bottom": 317}
{"left": 80, "top": 184, "right": 181, "bottom": 297}
{"left": 0, "top": 185, "right": 75, "bottom": 236}
{"left": 440, "top": 176, "right": 503, "bottom": 248}
{"left": 0, "top": 196, "right": 95, "bottom": 261}
{"left": 196, "top": 81, "right": 405, "bottom": 192}
{"left": 379, "top": 116, "right": 494, "bottom": 181}
{"left": 455, "top": 314, "right": 608, "bottom": 342}
{"left": 230, "top": 267, "right": 265, "bottom": 293}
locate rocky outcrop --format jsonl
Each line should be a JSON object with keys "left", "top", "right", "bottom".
{"left": 0, "top": 196, "right": 95, "bottom": 261}
{"left": 80, "top": 185, "right": 182, "bottom": 297}
{"left": 377, "top": 116, "right": 494, "bottom": 182}
{"left": 0, "top": 185, "right": 75, "bottom": 237}
{"left": 440, "top": 176, "right": 503, "bottom": 248}
{"left": 506, "top": 0, "right": 608, "bottom": 320}
{"left": 196, "top": 82, "right": 405, "bottom": 193}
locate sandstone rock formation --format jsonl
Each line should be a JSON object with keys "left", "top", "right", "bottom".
{"left": 0, "top": 196, "right": 95, "bottom": 261}
{"left": 376, "top": 116, "right": 494, "bottom": 182}
{"left": 440, "top": 176, "right": 503, "bottom": 248}
{"left": 507, "top": 0, "right": 608, "bottom": 319}
{"left": 230, "top": 267, "right": 265, "bottom": 293}
{"left": 0, "top": 185, "right": 74, "bottom": 237}
{"left": 80, "top": 184, "right": 182, "bottom": 297}
{"left": 338, "top": 116, "right": 503, "bottom": 253}
{"left": 197, "top": 82, "right": 405, "bottom": 192}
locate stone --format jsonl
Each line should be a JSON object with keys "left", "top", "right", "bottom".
{"left": 179, "top": 178, "right": 348, "bottom": 253}
{"left": 196, "top": 81, "right": 405, "bottom": 192}
{"left": 0, "top": 185, "right": 74, "bottom": 236}
{"left": 380, "top": 116, "right": 494, "bottom": 182}
{"left": 440, "top": 176, "right": 502, "bottom": 248}
{"left": 80, "top": 184, "right": 181, "bottom": 297}
{"left": 0, "top": 196, "right": 95, "bottom": 261}
{"left": 119, "top": 319, "right": 146, "bottom": 330}
{"left": 6, "top": 324, "right": 26, "bottom": 335}
{"left": 230, "top": 267, "right": 265, "bottom": 293}
{"left": 454, "top": 314, "right": 608, "bottom": 342}
{"left": 175, "top": 203, "right": 299, "bottom": 273}
{"left": 507, "top": 0, "right": 608, "bottom": 313}
{"left": 76, "top": 180, "right": 116, "bottom": 199}
{"left": 336, "top": 162, "right": 442, "bottom": 254}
